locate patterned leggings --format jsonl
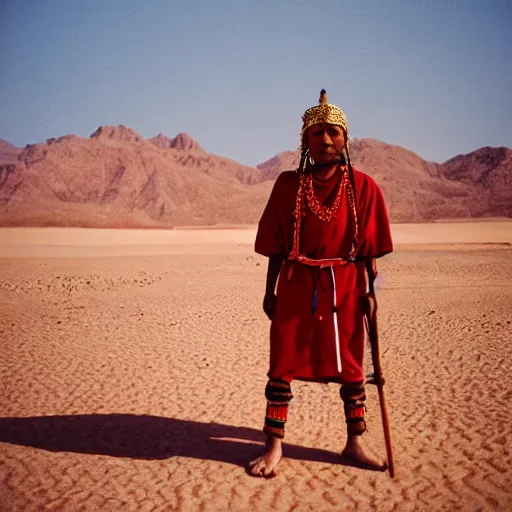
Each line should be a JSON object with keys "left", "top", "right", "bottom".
{"left": 263, "top": 378, "right": 366, "bottom": 439}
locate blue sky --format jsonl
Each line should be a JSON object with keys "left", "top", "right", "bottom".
{"left": 1, "top": 0, "right": 511, "bottom": 166}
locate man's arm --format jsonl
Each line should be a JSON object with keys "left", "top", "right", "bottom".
{"left": 265, "top": 254, "right": 285, "bottom": 296}
{"left": 263, "top": 254, "right": 285, "bottom": 319}
{"left": 366, "top": 258, "right": 377, "bottom": 294}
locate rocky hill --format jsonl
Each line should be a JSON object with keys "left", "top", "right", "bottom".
{"left": 256, "top": 139, "right": 512, "bottom": 222}
{"left": 0, "top": 139, "right": 21, "bottom": 165}
{"left": 0, "top": 126, "right": 270, "bottom": 227}
{"left": 0, "top": 126, "right": 510, "bottom": 227}
{"left": 440, "top": 146, "right": 512, "bottom": 217}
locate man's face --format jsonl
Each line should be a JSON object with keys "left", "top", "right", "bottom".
{"left": 305, "top": 123, "right": 345, "bottom": 166}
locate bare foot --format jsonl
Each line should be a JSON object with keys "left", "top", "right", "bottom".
{"left": 247, "top": 435, "right": 282, "bottom": 478}
{"left": 341, "top": 435, "right": 387, "bottom": 472}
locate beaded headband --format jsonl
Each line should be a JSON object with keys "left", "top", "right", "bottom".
{"left": 300, "top": 89, "right": 348, "bottom": 148}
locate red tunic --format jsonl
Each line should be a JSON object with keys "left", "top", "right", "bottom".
{"left": 255, "top": 168, "right": 393, "bottom": 385}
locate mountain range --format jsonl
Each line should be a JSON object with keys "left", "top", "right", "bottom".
{"left": 1, "top": 125, "right": 510, "bottom": 227}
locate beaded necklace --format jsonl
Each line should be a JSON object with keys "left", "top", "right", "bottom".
{"left": 288, "top": 165, "right": 359, "bottom": 266}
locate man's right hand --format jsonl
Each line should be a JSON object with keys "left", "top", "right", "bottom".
{"left": 263, "top": 294, "right": 277, "bottom": 320}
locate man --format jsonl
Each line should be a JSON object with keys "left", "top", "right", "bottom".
{"left": 248, "top": 90, "right": 393, "bottom": 478}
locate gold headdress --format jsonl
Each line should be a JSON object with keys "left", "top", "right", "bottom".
{"left": 300, "top": 89, "right": 348, "bottom": 148}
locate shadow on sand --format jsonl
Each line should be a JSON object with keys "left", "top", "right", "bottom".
{"left": 0, "top": 414, "right": 345, "bottom": 468}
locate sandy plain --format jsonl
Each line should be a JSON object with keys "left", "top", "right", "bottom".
{"left": 1, "top": 222, "right": 511, "bottom": 511}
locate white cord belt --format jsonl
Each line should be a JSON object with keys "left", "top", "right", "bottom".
{"left": 329, "top": 266, "right": 342, "bottom": 373}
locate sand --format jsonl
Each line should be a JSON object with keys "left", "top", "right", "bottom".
{"left": 1, "top": 222, "right": 511, "bottom": 511}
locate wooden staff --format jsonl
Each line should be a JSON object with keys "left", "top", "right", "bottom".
{"left": 364, "top": 260, "right": 395, "bottom": 478}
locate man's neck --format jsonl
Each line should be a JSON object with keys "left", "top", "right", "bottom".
{"left": 312, "top": 163, "right": 339, "bottom": 181}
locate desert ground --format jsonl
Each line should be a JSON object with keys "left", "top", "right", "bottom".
{"left": 1, "top": 222, "right": 511, "bottom": 511}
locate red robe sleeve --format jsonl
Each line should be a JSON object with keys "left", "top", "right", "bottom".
{"left": 255, "top": 172, "right": 297, "bottom": 257}
{"left": 354, "top": 170, "right": 393, "bottom": 259}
